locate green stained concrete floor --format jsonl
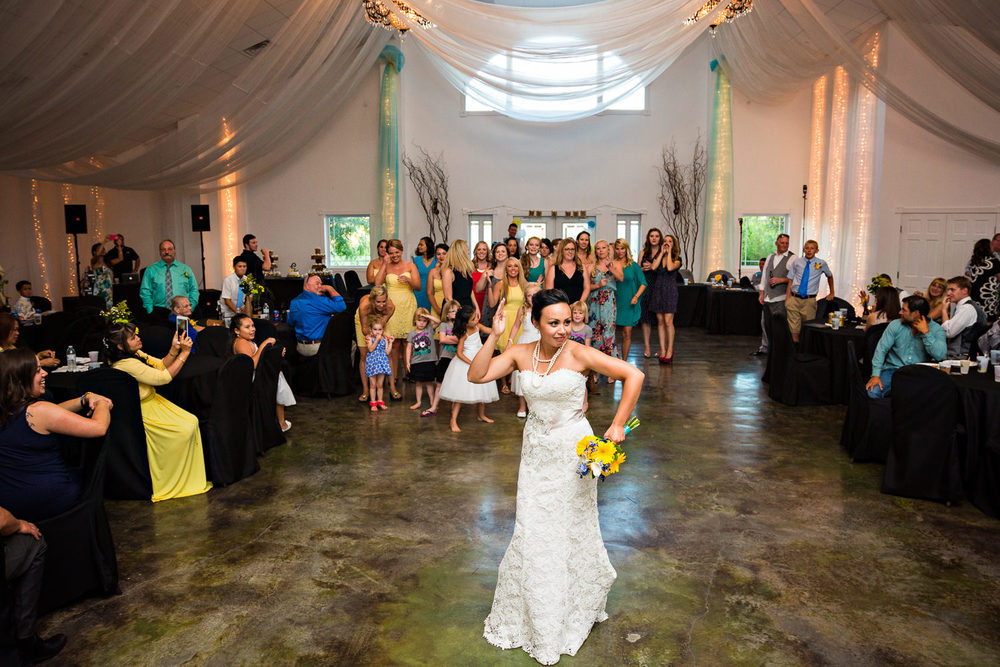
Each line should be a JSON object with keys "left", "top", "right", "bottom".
{"left": 43, "top": 329, "right": 1000, "bottom": 666}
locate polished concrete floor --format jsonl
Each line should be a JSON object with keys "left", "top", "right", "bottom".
{"left": 44, "top": 329, "right": 1000, "bottom": 666}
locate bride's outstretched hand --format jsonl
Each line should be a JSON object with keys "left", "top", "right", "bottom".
{"left": 603, "top": 423, "right": 626, "bottom": 444}
{"left": 492, "top": 299, "right": 506, "bottom": 336}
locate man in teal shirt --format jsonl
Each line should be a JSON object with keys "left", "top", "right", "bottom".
{"left": 139, "top": 239, "right": 200, "bottom": 313}
{"left": 866, "top": 295, "right": 946, "bottom": 398}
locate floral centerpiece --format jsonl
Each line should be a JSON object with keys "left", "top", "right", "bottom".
{"left": 866, "top": 274, "right": 892, "bottom": 295}
{"left": 576, "top": 416, "right": 640, "bottom": 481}
{"left": 100, "top": 300, "right": 132, "bottom": 324}
{"left": 239, "top": 273, "right": 265, "bottom": 298}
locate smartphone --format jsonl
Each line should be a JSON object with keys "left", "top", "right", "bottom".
{"left": 175, "top": 316, "right": 188, "bottom": 337}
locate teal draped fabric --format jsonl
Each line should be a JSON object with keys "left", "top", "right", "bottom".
{"left": 701, "top": 59, "right": 736, "bottom": 277}
{"left": 376, "top": 45, "right": 404, "bottom": 242}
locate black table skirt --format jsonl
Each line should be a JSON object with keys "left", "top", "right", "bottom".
{"left": 801, "top": 323, "right": 866, "bottom": 404}
{"left": 705, "top": 288, "right": 762, "bottom": 335}
{"left": 675, "top": 284, "right": 708, "bottom": 328}
{"left": 951, "top": 370, "right": 1000, "bottom": 517}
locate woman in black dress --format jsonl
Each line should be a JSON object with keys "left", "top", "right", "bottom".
{"left": 647, "top": 234, "right": 681, "bottom": 363}
{"left": 967, "top": 238, "right": 1000, "bottom": 322}
{"left": 545, "top": 238, "right": 590, "bottom": 304}
{"left": 442, "top": 239, "right": 477, "bottom": 312}
{"left": 639, "top": 228, "right": 663, "bottom": 358}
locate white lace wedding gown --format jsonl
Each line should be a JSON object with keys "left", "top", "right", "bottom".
{"left": 483, "top": 368, "right": 617, "bottom": 665}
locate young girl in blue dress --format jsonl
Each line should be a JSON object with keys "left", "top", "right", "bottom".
{"left": 365, "top": 316, "right": 393, "bottom": 412}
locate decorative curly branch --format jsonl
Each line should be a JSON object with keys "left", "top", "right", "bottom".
{"left": 402, "top": 145, "right": 451, "bottom": 242}
{"left": 657, "top": 133, "right": 706, "bottom": 270}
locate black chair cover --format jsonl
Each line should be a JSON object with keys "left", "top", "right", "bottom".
{"left": 252, "top": 318, "right": 278, "bottom": 344}
{"left": 334, "top": 273, "right": 348, "bottom": 296}
{"left": 200, "top": 355, "right": 258, "bottom": 486}
{"left": 738, "top": 276, "right": 753, "bottom": 289}
{"left": 0, "top": 550, "right": 16, "bottom": 663}
{"left": 251, "top": 343, "right": 287, "bottom": 454}
{"left": 77, "top": 368, "right": 152, "bottom": 500}
{"left": 29, "top": 295, "right": 52, "bottom": 312}
{"left": 291, "top": 312, "right": 355, "bottom": 397}
{"left": 141, "top": 324, "right": 175, "bottom": 359}
{"left": 194, "top": 326, "right": 233, "bottom": 359}
{"left": 882, "top": 365, "right": 963, "bottom": 504}
{"left": 839, "top": 341, "right": 892, "bottom": 462}
{"left": 58, "top": 314, "right": 106, "bottom": 361}
{"left": 158, "top": 355, "right": 222, "bottom": 422}
{"left": 961, "top": 380, "right": 1000, "bottom": 518}
{"left": 862, "top": 322, "right": 890, "bottom": 378}
{"left": 344, "top": 270, "right": 363, "bottom": 298}
{"left": 766, "top": 312, "right": 833, "bottom": 406}
{"left": 36, "top": 434, "right": 119, "bottom": 613}
{"left": 196, "top": 289, "right": 222, "bottom": 320}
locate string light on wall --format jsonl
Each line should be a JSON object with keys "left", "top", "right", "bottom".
{"left": 89, "top": 157, "right": 105, "bottom": 240}
{"left": 848, "top": 33, "right": 881, "bottom": 310}
{"left": 30, "top": 180, "right": 52, "bottom": 300}
{"left": 806, "top": 75, "right": 828, "bottom": 244}
{"left": 219, "top": 118, "right": 239, "bottom": 278}
{"left": 61, "top": 184, "right": 78, "bottom": 295}
{"left": 363, "top": 0, "right": 430, "bottom": 34}
{"left": 823, "top": 66, "right": 849, "bottom": 266}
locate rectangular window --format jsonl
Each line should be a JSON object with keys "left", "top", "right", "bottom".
{"left": 616, "top": 214, "right": 642, "bottom": 255}
{"left": 518, "top": 220, "right": 549, "bottom": 242}
{"left": 469, "top": 214, "right": 494, "bottom": 248}
{"left": 324, "top": 215, "right": 371, "bottom": 268}
{"left": 740, "top": 214, "right": 788, "bottom": 268}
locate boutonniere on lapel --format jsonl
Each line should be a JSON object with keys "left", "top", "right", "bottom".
{"left": 813, "top": 262, "right": 822, "bottom": 270}
{"left": 184, "top": 270, "right": 190, "bottom": 278}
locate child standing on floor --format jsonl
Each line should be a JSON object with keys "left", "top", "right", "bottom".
{"left": 569, "top": 301, "right": 594, "bottom": 411}
{"left": 509, "top": 284, "right": 541, "bottom": 418}
{"left": 365, "top": 315, "right": 393, "bottom": 412}
{"left": 421, "top": 300, "right": 459, "bottom": 418}
{"left": 438, "top": 305, "right": 498, "bottom": 432}
{"left": 406, "top": 307, "right": 440, "bottom": 411}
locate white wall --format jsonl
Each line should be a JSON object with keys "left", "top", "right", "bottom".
{"left": 874, "top": 23, "right": 1000, "bottom": 284}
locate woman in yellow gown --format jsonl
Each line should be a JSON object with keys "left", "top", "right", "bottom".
{"left": 491, "top": 257, "right": 527, "bottom": 350}
{"left": 105, "top": 322, "right": 211, "bottom": 502}
{"left": 425, "top": 243, "right": 449, "bottom": 317}
{"left": 375, "top": 238, "right": 418, "bottom": 399}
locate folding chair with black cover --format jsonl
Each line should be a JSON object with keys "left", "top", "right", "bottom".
{"left": 193, "top": 326, "right": 233, "bottom": 359}
{"left": 766, "top": 312, "right": 833, "bottom": 406}
{"left": 200, "top": 354, "right": 258, "bottom": 485}
{"left": 881, "top": 365, "right": 963, "bottom": 504}
{"left": 839, "top": 340, "right": 892, "bottom": 462}
{"left": 291, "top": 312, "right": 355, "bottom": 398}
{"left": 251, "top": 343, "right": 287, "bottom": 454}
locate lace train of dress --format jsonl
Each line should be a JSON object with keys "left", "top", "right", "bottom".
{"left": 483, "top": 368, "right": 617, "bottom": 665}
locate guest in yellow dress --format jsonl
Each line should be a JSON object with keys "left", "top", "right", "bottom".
{"left": 425, "top": 243, "right": 449, "bottom": 317}
{"left": 104, "top": 322, "right": 211, "bottom": 502}
{"left": 375, "top": 239, "right": 418, "bottom": 399}
{"left": 492, "top": 257, "right": 527, "bottom": 350}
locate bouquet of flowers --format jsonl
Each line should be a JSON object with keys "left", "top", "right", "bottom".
{"left": 866, "top": 274, "right": 891, "bottom": 295}
{"left": 100, "top": 300, "right": 132, "bottom": 324}
{"left": 576, "top": 416, "right": 640, "bottom": 481}
{"left": 239, "top": 273, "right": 265, "bottom": 298}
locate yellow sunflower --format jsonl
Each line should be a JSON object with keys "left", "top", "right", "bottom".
{"left": 594, "top": 439, "right": 617, "bottom": 465}
{"left": 576, "top": 436, "right": 599, "bottom": 456}
{"left": 607, "top": 452, "right": 626, "bottom": 475}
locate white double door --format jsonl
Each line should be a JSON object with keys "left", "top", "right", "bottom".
{"left": 897, "top": 209, "right": 997, "bottom": 293}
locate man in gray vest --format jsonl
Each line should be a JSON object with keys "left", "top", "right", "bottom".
{"left": 755, "top": 233, "right": 794, "bottom": 355}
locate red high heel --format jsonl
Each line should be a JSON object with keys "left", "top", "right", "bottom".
{"left": 659, "top": 354, "right": 673, "bottom": 364}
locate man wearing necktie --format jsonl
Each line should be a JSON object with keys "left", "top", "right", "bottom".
{"left": 139, "top": 239, "right": 200, "bottom": 313}
{"left": 785, "top": 240, "right": 835, "bottom": 342}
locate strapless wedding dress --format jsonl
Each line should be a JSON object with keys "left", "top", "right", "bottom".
{"left": 483, "top": 368, "right": 617, "bottom": 665}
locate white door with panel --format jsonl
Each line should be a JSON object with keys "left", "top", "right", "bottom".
{"left": 897, "top": 210, "right": 997, "bottom": 293}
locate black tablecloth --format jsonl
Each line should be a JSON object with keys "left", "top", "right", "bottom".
{"left": 263, "top": 278, "right": 304, "bottom": 311}
{"left": 675, "top": 284, "right": 708, "bottom": 327}
{"left": 705, "top": 288, "right": 762, "bottom": 335}
{"left": 16, "top": 311, "right": 68, "bottom": 354}
{"left": 801, "top": 323, "right": 866, "bottom": 404}
{"left": 952, "top": 370, "right": 1000, "bottom": 517}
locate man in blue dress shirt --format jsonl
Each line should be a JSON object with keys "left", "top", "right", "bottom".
{"left": 865, "top": 295, "right": 946, "bottom": 398}
{"left": 286, "top": 274, "right": 346, "bottom": 357}
{"left": 139, "top": 239, "right": 200, "bottom": 313}
{"left": 785, "top": 240, "right": 835, "bottom": 342}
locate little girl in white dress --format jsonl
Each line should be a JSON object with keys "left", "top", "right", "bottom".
{"left": 438, "top": 305, "right": 498, "bottom": 432}
{"left": 231, "top": 314, "right": 296, "bottom": 432}
{"left": 509, "top": 285, "right": 541, "bottom": 418}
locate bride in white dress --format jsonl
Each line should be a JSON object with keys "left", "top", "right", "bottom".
{"left": 468, "top": 288, "right": 645, "bottom": 665}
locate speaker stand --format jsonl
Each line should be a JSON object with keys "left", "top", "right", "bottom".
{"left": 737, "top": 217, "right": 744, "bottom": 281}
{"left": 72, "top": 233, "right": 82, "bottom": 294}
{"left": 199, "top": 231, "right": 207, "bottom": 289}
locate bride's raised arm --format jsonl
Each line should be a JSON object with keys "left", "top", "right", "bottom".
{"left": 576, "top": 345, "right": 644, "bottom": 443}
{"left": 468, "top": 298, "right": 517, "bottom": 384}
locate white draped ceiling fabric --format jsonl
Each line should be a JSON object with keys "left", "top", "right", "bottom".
{"left": 0, "top": 0, "right": 389, "bottom": 192}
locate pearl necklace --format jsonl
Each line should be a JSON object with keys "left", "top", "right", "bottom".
{"left": 531, "top": 340, "right": 567, "bottom": 386}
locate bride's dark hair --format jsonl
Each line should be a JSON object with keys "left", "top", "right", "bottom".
{"left": 531, "top": 288, "right": 570, "bottom": 324}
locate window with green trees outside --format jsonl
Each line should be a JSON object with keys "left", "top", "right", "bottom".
{"left": 325, "top": 215, "right": 371, "bottom": 267}
{"left": 741, "top": 215, "right": 788, "bottom": 268}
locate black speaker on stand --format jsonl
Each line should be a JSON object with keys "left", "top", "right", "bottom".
{"left": 191, "top": 204, "right": 210, "bottom": 288}
{"left": 64, "top": 204, "right": 87, "bottom": 293}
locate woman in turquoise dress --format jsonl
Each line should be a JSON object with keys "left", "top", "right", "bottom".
{"left": 520, "top": 237, "right": 546, "bottom": 284}
{"left": 90, "top": 243, "right": 115, "bottom": 308}
{"left": 413, "top": 236, "right": 437, "bottom": 312}
{"left": 613, "top": 238, "right": 647, "bottom": 360}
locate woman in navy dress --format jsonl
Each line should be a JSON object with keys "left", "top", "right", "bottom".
{"left": 647, "top": 234, "right": 681, "bottom": 364}
{"left": 0, "top": 348, "right": 112, "bottom": 521}
{"left": 639, "top": 228, "right": 663, "bottom": 358}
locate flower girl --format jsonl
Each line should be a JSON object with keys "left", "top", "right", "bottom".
{"left": 365, "top": 316, "right": 393, "bottom": 412}
{"left": 509, "top": 284, "right": 541, "bottom": 418}
{"left": 405, "top": 308, "right": 440, "bottom": 411}
{"left": 421, "top": 300, "right": 459, "bottom": 418}
{"left": 438, "top": 305, "right": 498, "bottom": 432}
